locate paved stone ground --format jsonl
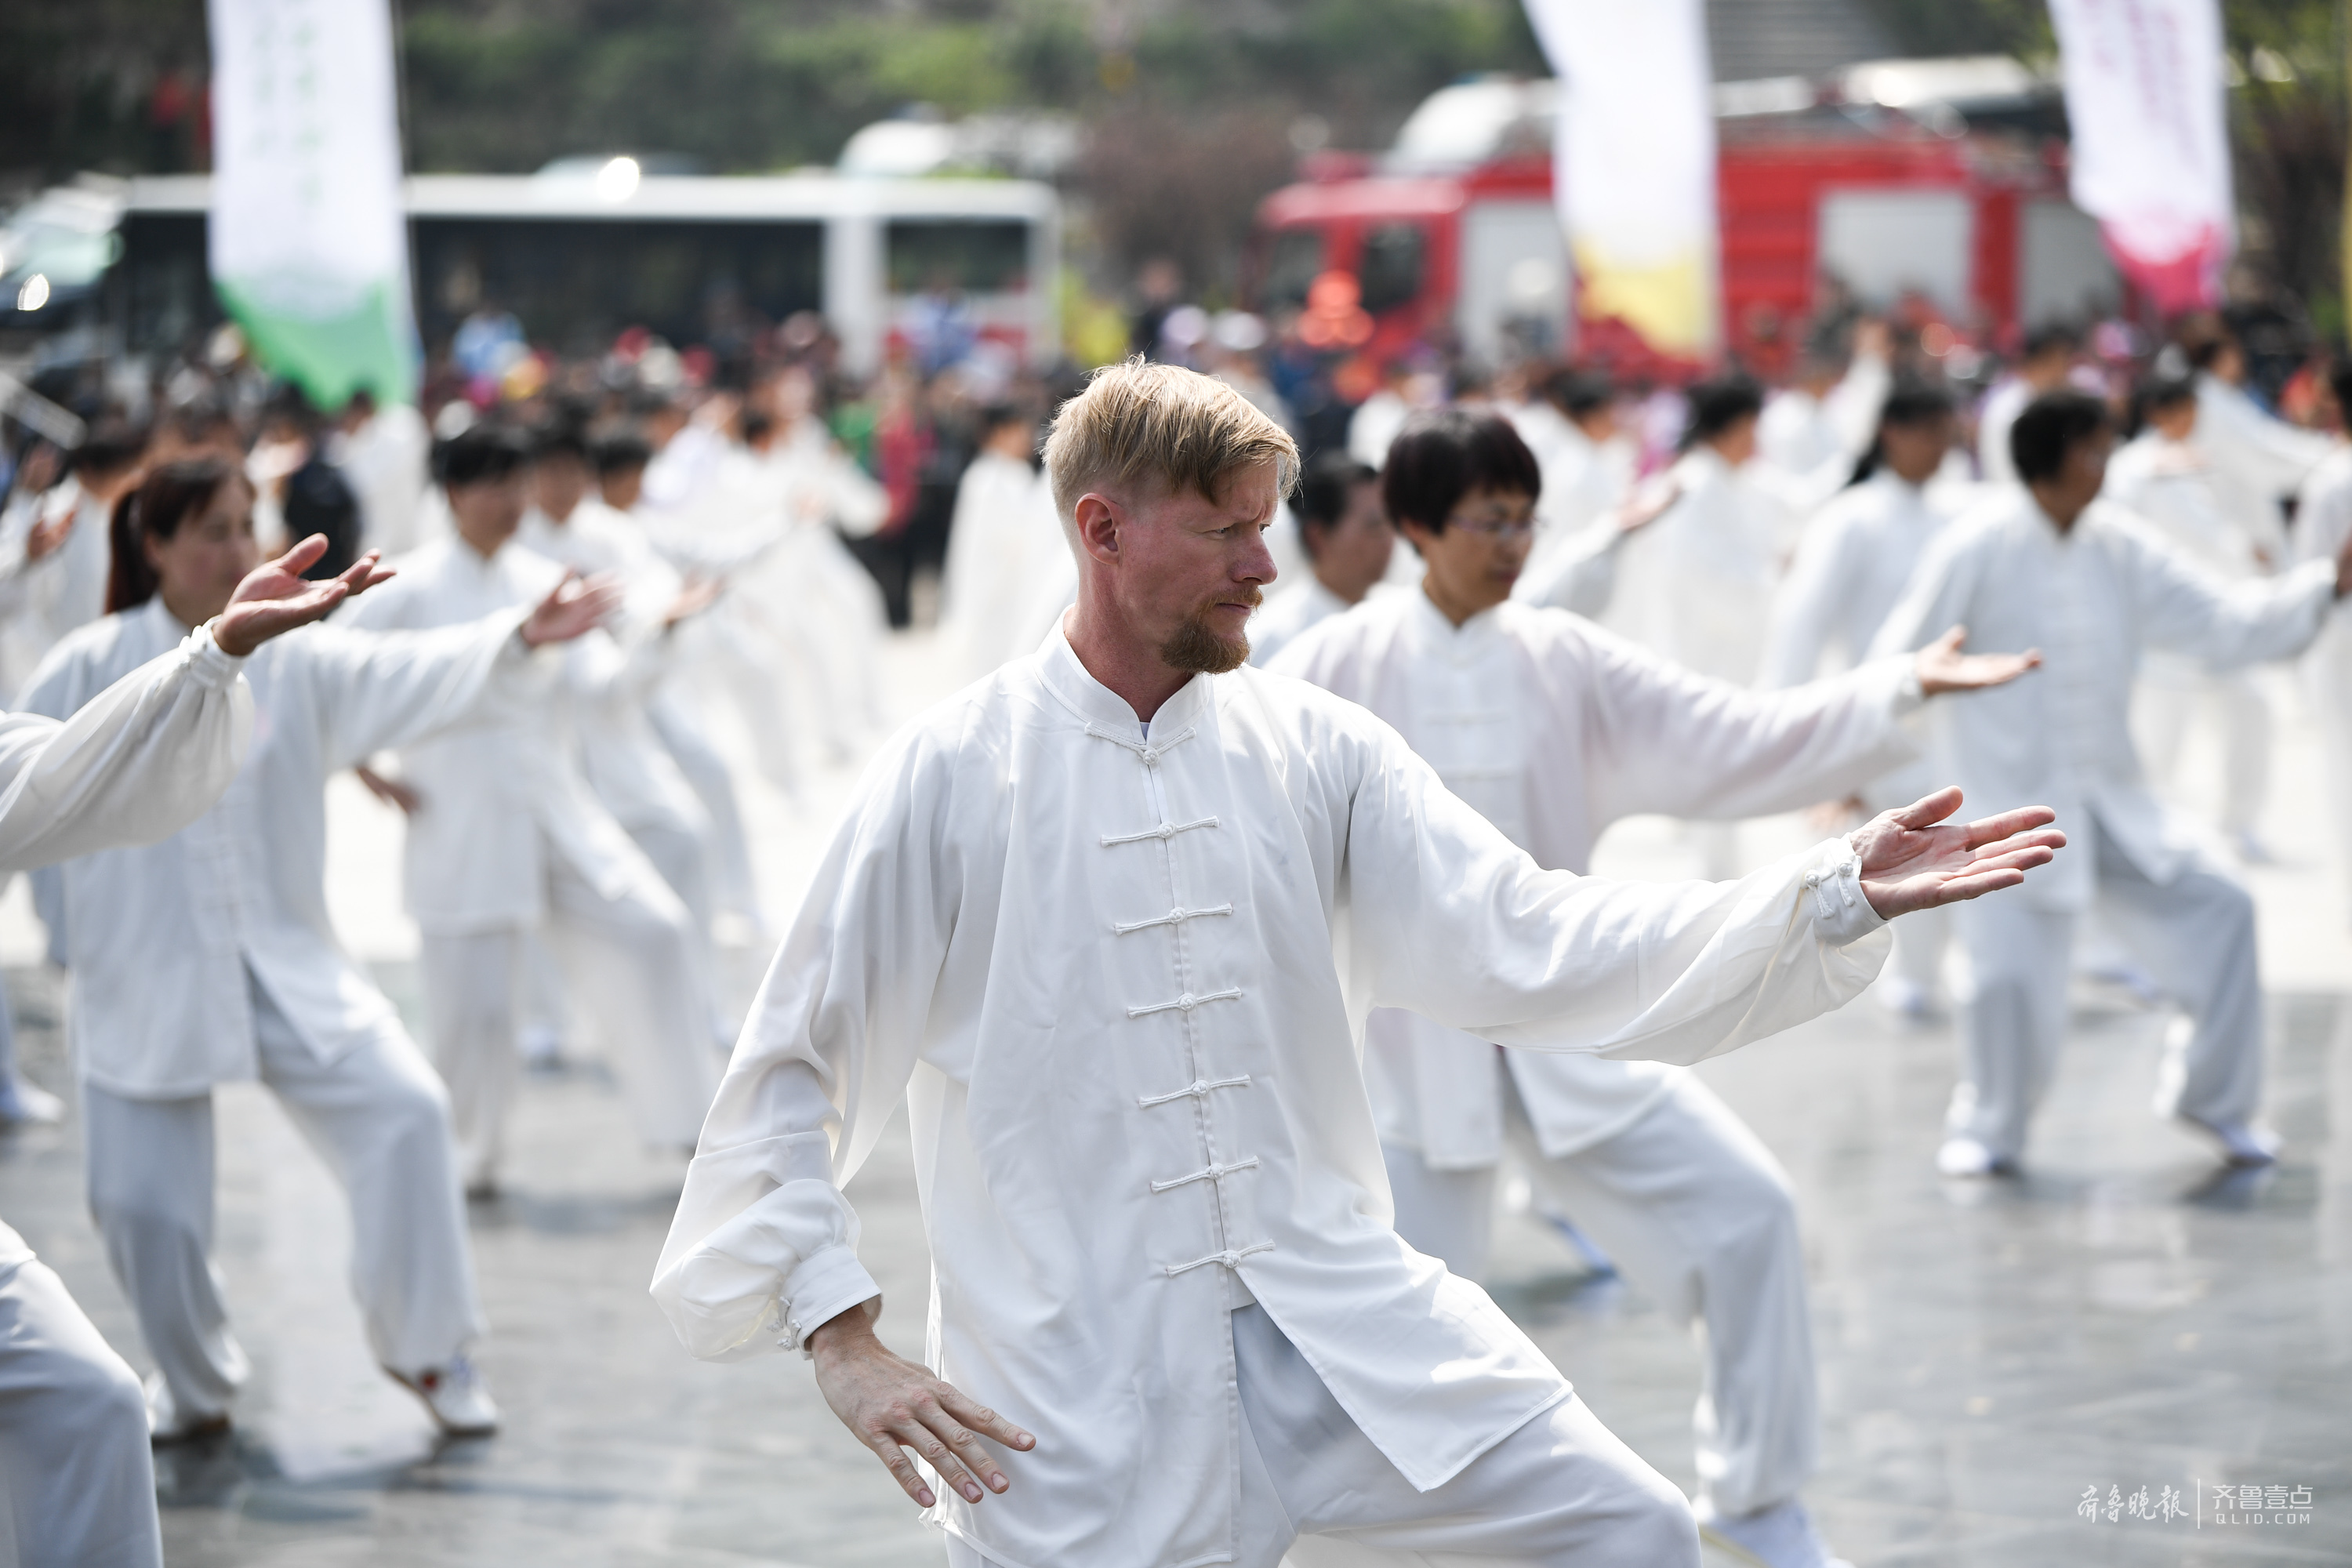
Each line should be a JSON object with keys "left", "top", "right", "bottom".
{"left": 0, "top": 637, "right": 2346, "bottom": 1566}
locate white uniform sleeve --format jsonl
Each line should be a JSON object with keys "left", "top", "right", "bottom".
{"left": 2121, "top": 522, "right": 2338, "bottom": 669}
{"left": 0, "top": 626, "right": 252, "bottom": 873}
{"left": 1341, "top": 727, "right": 1888, "bottom": 1065}
{"left": 1513, "top": 524, "right": 1626, "bottom": 619}
{"left": 649, "top": 730, "right": 955, "bottom": 1361}
{"left": 300, "top": 610, "right": 539, "bottom": 771}
{"left": 1577, "top": 629, "right": 1920, "bottom": 825}
{"left": 1759, "top": 509, "right": 1858, "bottom": 688}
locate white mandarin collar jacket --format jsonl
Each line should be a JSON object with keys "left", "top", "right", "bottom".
{"left": 20, "top": 597, "right": 528, "bottom": 1098}
{"left": 1871, "top": 491, "right": 2339, "bottom": 909}
{"left": 341, "top": 536, "right": 649, "bottom": 933}
{"left": 0, "top": 619, "right": 256, "bottom": 1269}
{"left": 1275, "top": 590, "right": 1919, "bottom": 1166}
{"left": 653, "top": 622, "right": 1890, "bottom": 1568}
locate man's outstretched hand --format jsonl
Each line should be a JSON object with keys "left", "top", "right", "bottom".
{"left": 1853, "top": 786, "right": 2065, "bottom": 919}
{"left": 212, "top": 535, "right": 397, "bottom": 657}
{"left": 1915, "top": 624, "right": 2042, "bottom": 696}
{"left": 521, "top": 570, "right": 624, "bottom": 648}
{"left": 808, "top": 1299, "right": 1035, "bottom": 1510}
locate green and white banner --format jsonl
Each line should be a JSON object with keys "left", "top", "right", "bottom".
{"left": 207, "top": 0, "right": 417, "bottom": 406}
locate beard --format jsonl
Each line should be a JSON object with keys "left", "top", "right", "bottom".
{"left": 1158, "top": 587, "right": 1261, "bottom": 673}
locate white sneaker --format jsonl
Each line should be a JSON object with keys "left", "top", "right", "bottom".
{"left": 1697, "top": 1498, "right": 1853, "bottom": 1568}
{"left": 387, "top": 1353, "right": 499, "bottom": 1437}
{"left": 2180, "top": 1115, "right": 2281, "bottom": 1167}
{"left": 1936, "top": 1137, "right": 2016, "bottom": 1178}
{"left": 0, "top": 1077, "right": 64, "bottom": 1125}
{"left": 144, "top": 1372, "right": 231, "bottom": 1444}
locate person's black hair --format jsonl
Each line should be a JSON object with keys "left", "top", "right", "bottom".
{"left": 1539, "top": 367, "right": 1613, "bottom": 420}
{"left": 740, "top": 408, "right": 776, "bottom": 446}
{"left": 2127, "top": 374, "right": 2198, "bottom": 439}
{"left": 107, "top": 456, "right": 249, "bottom": 614}
{"left": 438, "top": 425, "right": 528, "bottom": 488}
{"left": 2021, "top": 323, "right": 2081, "bottom": 363}
{"left": 2184, "top": 333, "right": 2233, "bottom": 372}
{"left": 977, "top": 401, "right": 1030, "bottom": 437}
{"left": 1381, "top": 410, "right": 1541, "bottom": 534}
{"left": 2328, "top": 357, "right": 2352, "bottom": 423}
{"left": 1849, "top": 378, "right": 1955, "bottom": 486}
{"left": 1298, "top": 452, "right": 1377, "bottom": 535}
{"left": 530, "top": 422, "right": 592, "bottom": 465}
{"left": 1680, "top": 374, "right": 1766, "bottom": 449}
{"left": 2009, "top": 389, "right": 2111, "bottom": 485}
{"left": 73, "top": 421, "right": 150, "bottom": 478}
{"left": 593, "top": 429, "right": 654, "bottom": 477}
{"left": 283, "top": 452, "right": 361, "bottom": 582}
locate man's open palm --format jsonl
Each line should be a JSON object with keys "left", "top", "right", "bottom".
{"left": 1853, "top": 786, "right": 2064, "bottom": 919}
{"left": 521, "top": 571, "right": 623, "bottom": 647}
{"left": 1914, "top": 624, "right": 2042, "bottom": 696}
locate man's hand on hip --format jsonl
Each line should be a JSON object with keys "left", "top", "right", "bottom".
{"left": 808, "top": 1299, "right": 1035, "bottom": 1508}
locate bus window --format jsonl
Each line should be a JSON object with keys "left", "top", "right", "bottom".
{"left": 1358, "top": 223, "right": 1425, "bottom": 314}
{"left": 1261, "top": 228, "right": 1326, "bottom": 310}
{"left": 886, "top": 220, "right": 1030, "bottom": 296}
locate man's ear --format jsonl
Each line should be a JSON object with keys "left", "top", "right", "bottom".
{"left": 1074, "top": 492, "right": 1122, "bottom": 566}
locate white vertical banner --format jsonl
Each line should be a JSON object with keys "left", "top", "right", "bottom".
{"left": 208, "top": 0, "right": 418, "bottom": 403}
{"left": 1522, "top": 0, "right": 1720, "bottom": 358}
{"left": 2045, "top": 0, "right": 2234, "bottom": 314}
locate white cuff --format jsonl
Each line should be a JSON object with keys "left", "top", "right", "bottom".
{"left": 1806, "top": 839, "right": 1886, "bottom": 946}
{"left": 775, "top": 1243, "right": 883, "bottom": 1359}
{"left": 185, "top": 623, "right": 245, "bottom": 689}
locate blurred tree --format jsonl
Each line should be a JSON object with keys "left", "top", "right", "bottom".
{"left": 0, "top": 0, "right": 209, "bottom": 185}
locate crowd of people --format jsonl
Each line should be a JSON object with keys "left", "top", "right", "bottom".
{"left": 0, "top": 294, "right": 2347, "bottom": 1568}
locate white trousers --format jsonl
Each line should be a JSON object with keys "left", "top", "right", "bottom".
{"left": 648, "top": 691, "right": 764, "bottom": 926}
{"left": 2135, "top": 665, "right": 2271, "bottom": 837}
{"left": 946, "top": 1305, "right": 1696, "bottom": 1568}
{"left": 0, "top": 1241, "right": 162, "bottom": 1568}
{"left": 1950, "top": 826, "right": 2264, "bottom": 1161}
{"left": 626, "top": 815, "right": 730, "bottom": 1051}
{"left": 1382, "top": 1073, "right": 1814, "bottom": 1520}
{"left": 419, "top": 846, "right": 718, "bottom": 1188}
{"left": 1889, "top": 902, "right": 1949, "bottom": 999}
{"left": 82, "top": 971, "right": 485, "bottom": 1421}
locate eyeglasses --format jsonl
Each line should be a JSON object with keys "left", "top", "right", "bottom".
{"left": 1444, "top": 505, "right": 1538, "bottom": 539}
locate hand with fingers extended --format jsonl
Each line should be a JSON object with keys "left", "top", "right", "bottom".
{"left": 808, "top": 1299, "right": 1036, "bottom": 1509}
{"left": 521, "top": 570, "right": 624, "bottom": 648}
{"left": 1914, "top": 624, "right": 2042, "bottom": 696}
{"left": 1852, "top": 786, "right": 2066, "bottom": 920}
{"left": 211, "top": 535, "right": 398, "bottom": 657}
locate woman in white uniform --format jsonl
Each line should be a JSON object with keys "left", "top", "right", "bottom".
{"left": 1, "top": 528, "right": 372, "bottom": 1568}
{"left": 21, "top": 457, "right": 613, "bottom": 1446}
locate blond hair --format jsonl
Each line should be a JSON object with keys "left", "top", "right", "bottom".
{"left": 1043, "top": 359, "right": 1298, "bottom": 539}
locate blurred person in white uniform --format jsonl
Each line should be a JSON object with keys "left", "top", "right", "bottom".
{"left": 2107, "top": 376, "right": 2281, "bottom": 859}
{"left": 2294, "top": 358, "right": 2352, "bottom": 925}
{"left": 1247, "top": 452, "right": 1395, "bottom": 667}
{"left": 1976, "top": 325, "right": 2080, "bottom": 487}
{"left": 2188, "top": 330, "right": 2332, "bottom": 540}
{"left": 343, "top": 428, "right": 723, "bottom": 1196}
{"left": 20, "top": 457, "right": 613, "bottom": 1446}
{"left": 648, "top": 361, "right": 2066, "bottom": 1568}
{"left": 1764, "top": 381, "right": 1969, "bottom": 1014}
{"left": 940, "top": 402, "right": 1062, "bottom": 679}
{"left": 1, "top": 509, "right": 390, "bottom": 1568}
{"left": 330, "top": 387, "right": 433, "bottom": 556}
{"left": 1871, "top": 390, "right": 2352, "bottom": 1176}
{"left": 1508, "top": 368, "right": 1637, "bottom": 590}
{"left": 1758, "top": 320, "right": 1891, "bottom": 503}
{"left": 1277, "top": 409, "right": 2034, "bottom": 1568}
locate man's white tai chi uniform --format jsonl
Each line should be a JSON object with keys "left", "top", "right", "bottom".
{"left": 1870, "top": 492, "right": 2339, "bottom": 1163}
{"left": 1763, "top": 469, "right": 1959, "bottom": 1004}
{"left": 1274, "top": 590, "right": 1920, "bottom": 1530}
{"left": 19, "top": 600, "right": 525, "bottom": 1432}
{"left": 343, "top": 538, "right": 720, "bottom": 1187}
{"left": 1758, "top": 355, "right": 1890, "bottom": 499}
{"left": 2296, "top": 446, "right": 2352, "bottom": 924}
{"left": 2105, "top": 427, "right": 2281, "bottom": 848}
{"left": 1247, "top": 578, "right": 1353, "bottom": 670}
{"left": 2194, "top": 372, "right": 2332, "bottom": 539}
{"left": 0, "top": 621, "right": 254, "bottom": 1568}
{"left": 652, "top": 623, "right": 1901, "bottom": 1568}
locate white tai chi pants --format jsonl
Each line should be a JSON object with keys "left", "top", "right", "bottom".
{"left": 82, "top": 970, "right": 485, "bottom": 1423}
{"left": 648, "top": 689, "right": 764, "bottom": 927}
{"left": 1948, "top": 822, "right": 2264, "bottom": 1163}
{"left": 946, "top": 1304, "right": 1696, "bottom": 1568}
{"left": 0, "top": 1227, "right": 161, "bottom": 1568}
{"left": 1381, "top": 1073, "right": 1814, "bottom": 1521}
{"left": 418, "top": 841, "right": 718, "bottom": 1189}
{"left": 624, "top": 813, "right": 730, "bottom": 1051}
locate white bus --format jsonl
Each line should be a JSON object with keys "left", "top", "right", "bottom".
{"left": 85, "top": 168, "right": 1060, "bottom": 380}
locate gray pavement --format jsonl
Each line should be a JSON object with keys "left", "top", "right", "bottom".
{"left": 0, "top": 637, "right": 2347, "bottom": 1566}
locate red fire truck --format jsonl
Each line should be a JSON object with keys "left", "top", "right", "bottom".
{"left": 1247, "top": 61, "right": 2122, "bottom": 380}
